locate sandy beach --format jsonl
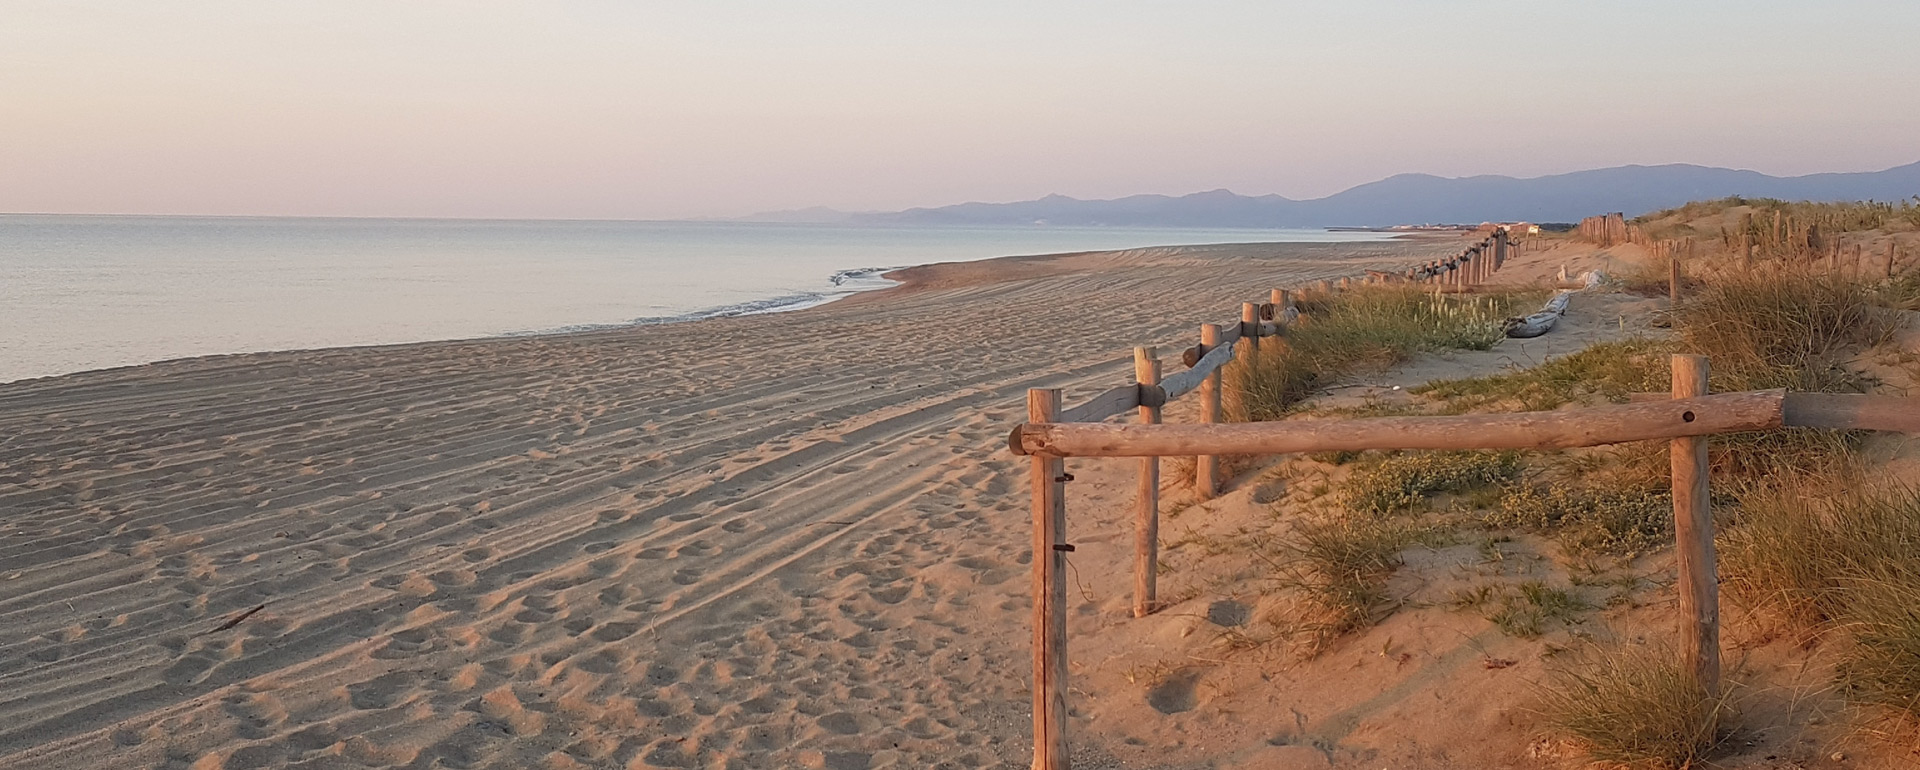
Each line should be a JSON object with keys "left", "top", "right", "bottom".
{"left": 0, "top": 238, "right": 1457, "bottom": 769}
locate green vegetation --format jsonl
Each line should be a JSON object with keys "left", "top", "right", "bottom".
{"left": 1488, "top": 485, "right": 1672, "bottom": 558}
{"left": 1835, "top": 571, "right": 1920, "bottom": 723}
{"left": 1448, "top": 580, "right": 1591, "bottom": 639}
{"left": 1720, "top": 485, "right": 1920, "bottom": 627}
{"left": 1268, "top": 516, "right": 1415, "bottom": 650}
{"left": 1229, "top": 285, "right": 1540, "bottom": 422}
{"left": 1539, "top": 645, "right": 1734, "bottom": 769}
{"left": 1415, "top": 339, "right": 1669, "bottom": 411}
{"left": 1338, "top": 450, "right": 1522, "bottom": 516}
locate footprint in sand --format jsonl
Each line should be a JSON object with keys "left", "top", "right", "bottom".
{"left": 1147, "top": 669, "right": 1204, "bottom": 714}
{"left": 345, "top": 671, "right": 420, "bottom": 710}
{"left": 675, "top": 540, "right": 720, "bottom": 557}
{"left": 220, "top": 692, "right": 289, "bottom": 739}
{"left": 160, "top": 652, "right": 220, "bottom": 686}
{"left": 371, "top": 628, "right": 436, "bottom": 660}
{"left": 589, "top": 622, "right": 639, "bottom": 642}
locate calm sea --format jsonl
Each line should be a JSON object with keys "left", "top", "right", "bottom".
{"left": 0, "top": 215, "right": 1396, "bottom": 383}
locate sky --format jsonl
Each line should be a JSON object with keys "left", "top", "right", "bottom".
{"left": 3, "top": 1, "right": 1917, "bottom": 220}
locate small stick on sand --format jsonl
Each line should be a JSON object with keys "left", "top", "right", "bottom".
{"left": 206, "top": 604, "right": 268, "bottom": 635}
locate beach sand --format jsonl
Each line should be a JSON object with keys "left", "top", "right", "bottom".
{"left": 0, "top": 238, "right": 1458, "bottom": 769}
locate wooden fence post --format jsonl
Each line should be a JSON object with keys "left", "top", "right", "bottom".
{"left": 1670, "top": 355, "right": 1720, "bottom": 695}
{"left": 1271, "top": 288, "right": 1290, "bottom": 312}
{"left": 1890, "top": 243, "right": 1900, "bottom": 280}
{"left": 1133, "top": 349, "right": 1161, "bottom": 619}
{"left": 1197, "top": 323, "right": 1223, "bottom": 499}
{"left": 1669, "top": 254, "right": 1682, "bottom": 305}
{"left": 1240, "top": 302, "right": 1260, "bottom": 361}
{"left": 1027, "top": 388, "right": 1069, "bottom": 770}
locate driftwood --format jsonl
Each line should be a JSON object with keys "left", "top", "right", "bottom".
{"left": 1505, "top": 271, "right": 1602, "bottom": 338}
{"left": 1013, "top": 389, "right": 1787, "bottom": 457}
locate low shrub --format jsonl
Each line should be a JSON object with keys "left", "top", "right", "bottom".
{"left": 1339, "top": 450, "right": 1522, "bottom": 516}
{"left": 1489, "top": 485, "right": 1671, "bottom": 557}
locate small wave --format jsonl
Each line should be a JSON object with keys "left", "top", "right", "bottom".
{"left": 513, "top": 265, "right": 904, "bottom": 336}
{"left": 829, "top": 266, "right": 900, "bottom": 285}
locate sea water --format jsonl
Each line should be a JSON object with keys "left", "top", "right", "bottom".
{"left": 0, "top": 215, "right": 1395, "bottom": 383}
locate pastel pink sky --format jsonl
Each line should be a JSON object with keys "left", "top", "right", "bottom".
{"left": 3, "top": 1, "right": 1917, "bottom": 220}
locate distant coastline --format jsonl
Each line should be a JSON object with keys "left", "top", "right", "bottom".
{"left": 0, "top": 217, "right": 1397, "bottom": 383}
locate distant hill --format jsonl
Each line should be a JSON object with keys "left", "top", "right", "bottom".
{"left": 743, "top": 161, "right": 1920, "bottom": 228}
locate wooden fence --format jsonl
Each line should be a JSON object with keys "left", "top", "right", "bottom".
{"left": 1004, "top": 231, "right": 1529, "bottom": 767}
{"left": 1010, "top": 342, "right": 1919, "bottom": 765}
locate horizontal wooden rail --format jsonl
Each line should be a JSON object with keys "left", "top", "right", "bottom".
{"left": 1784, "top": 393, "right": 1920, "bottom": 432}
{"left": 1057, "top": 384, "right": 1143, "bottom": 424}
{"left": 1012, "top": 389, "right": 1788, "bottom": 457}
{"left": 1159, "top": 339, "right": 1236, "bottom": 403}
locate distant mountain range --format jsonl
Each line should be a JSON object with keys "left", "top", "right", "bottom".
{"left": 735, "top": 161, "right": 1920, "bottom": 228}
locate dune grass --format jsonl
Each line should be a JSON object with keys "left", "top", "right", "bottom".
{"left": 1228, "top": 285, "right": 1538, "bottom": 422}
{"left": 1414, "top": 338, "right": 1669, "bottom": 412}
{"left": 1266, "top": 515, "right": 1415, "bottom": 651}
{"left": 1539, "top": 644, "right": 1735, "bottom": 769}
{"left": 1719, "top": 485, "right": 1920, "bottom": 728}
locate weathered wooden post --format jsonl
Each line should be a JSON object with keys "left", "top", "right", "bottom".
{"left": 1240, "top": 302, "right": 1260, "bottom": 361}
{"left": 1027, "top": 388, "right": 1069, "bottom": 769}
{"left": 1890, "top": 243, "right": 1901, "bottom": 280}
{"left": 1271, "top": 288, "right": 1290, "bottom": 312}
{"left": 1669, "top": 355, "right": 1720, "bottom": 695}
{"left": 1133, "top": 348, "right": 1161, "bottom": 619}
{"left": 1669, "top": 254, "right": 1682, "bottom": 305}
{"left": 1196, "top": 323, "right": 1223, "bottom": 499}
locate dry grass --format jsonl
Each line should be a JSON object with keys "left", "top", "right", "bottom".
{"left": 1539, "top": 644, "right": 1735, "bottom": 769}
{"left": 1675, "top": 271, "right": 1902, "bottom": 394}
{"left": 1720, "top": 484, "right": 1920, "bottom": 628}
{"left": 1262, "top": 515, "right": 1415, "bottom": 652}
{"left": 1719, "top": 485, "right": 1920, "bottom": 731}
{"left": 1229, "top": 285, "right": 1539, "bottom": 422}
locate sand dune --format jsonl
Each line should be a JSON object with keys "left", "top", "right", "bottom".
{"left": 0, "top": 239, "right": 1454, "bottom": 769}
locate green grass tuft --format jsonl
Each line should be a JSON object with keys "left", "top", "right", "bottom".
{"left": 1414, "top": 339, "right": 1669, "bottom": 412}
{"left": 1539, "top": 644, "right": 1734, "bottom": 769}
{"left": 1269, "top": 516, "right": 1415, "bottom": 649}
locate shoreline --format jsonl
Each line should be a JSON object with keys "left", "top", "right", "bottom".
{"left": 2, "top": 232, "right": 1448, "bottom": 387}
{"left": 0, "top": 236, "right": 1465, "bottom": 768}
